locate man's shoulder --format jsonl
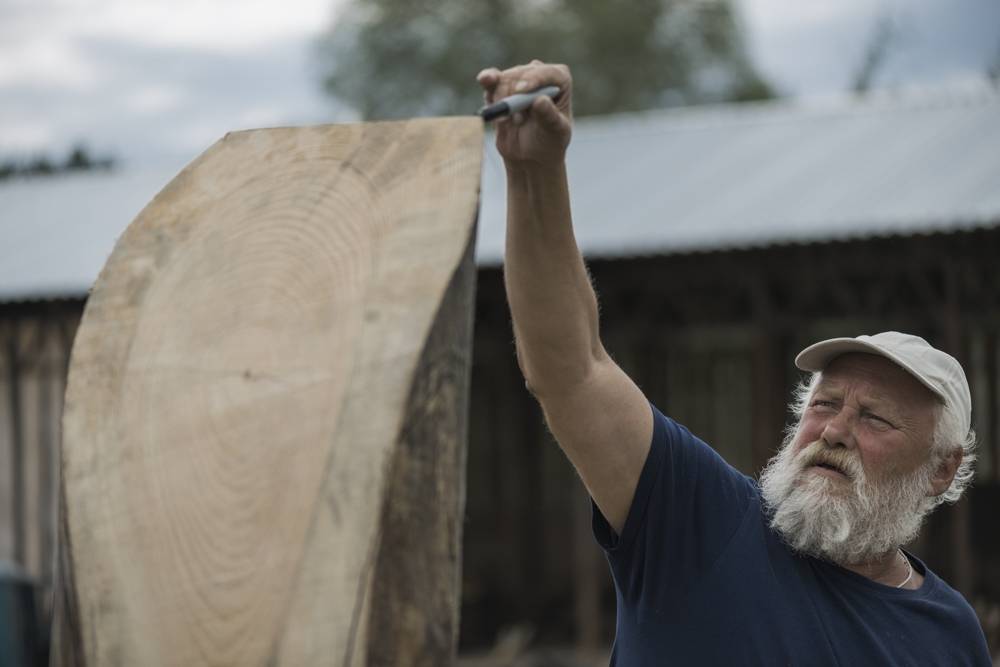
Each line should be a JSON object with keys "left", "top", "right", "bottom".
{"left": 652, "top": 405, "right": 757, "bottom": 483}
{"left": 922, "top": 562, "right": 977, "bottom": 607}
{"left": 649, "top": 404, "right": 763, "bottom": 524}
{"left": 912, "top": 556, "right": 991, "bottom": 651}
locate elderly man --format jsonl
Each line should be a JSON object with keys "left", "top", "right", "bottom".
{"left": 476, "top": 61, "right": 991, "bottom": 665}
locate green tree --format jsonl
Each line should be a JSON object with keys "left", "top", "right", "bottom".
{"left": 318, "top": 0, "right": 775, "bottom": 120}
{"left": 65, "top": 144, "right": 94, "bottom": 171}
{"left": 0, "top": 144, "right": 115, "bottom": 182}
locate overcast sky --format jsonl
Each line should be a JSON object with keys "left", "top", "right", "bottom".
{"left": 1, "top": 0, "right": 998, "bottom": 166}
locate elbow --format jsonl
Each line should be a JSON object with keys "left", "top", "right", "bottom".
{"left": 514, "top": 348, "right": 539, "bottom": 395}
{"left": 517, "top": 345, "right": 608, "bottom": 400}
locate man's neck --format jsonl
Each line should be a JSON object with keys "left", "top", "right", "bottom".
{"left": 841, "top": 549, "right": 923, "bottom": 590}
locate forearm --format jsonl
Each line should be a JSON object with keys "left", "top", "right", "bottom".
{"left": 481, "top": 61, "right": 653, "bottom": 535}
{"left": 504, "top": 162, "right": 605, "bottom": 395}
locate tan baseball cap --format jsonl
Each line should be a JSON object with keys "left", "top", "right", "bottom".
{"left": 795, "top": 331, "right": 971, "bottom": 434}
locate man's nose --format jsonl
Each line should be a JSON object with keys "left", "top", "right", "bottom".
{"left": 820, "top": 407, "right": 857, "bottom": 449}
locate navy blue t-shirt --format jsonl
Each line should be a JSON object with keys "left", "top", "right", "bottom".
{"left": 592, "top": 404, "right": 991, "bottom": 666}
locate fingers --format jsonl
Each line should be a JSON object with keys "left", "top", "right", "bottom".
{"left": 476, "top": 60, "right": 572, "bottom": 109}
{"left": 503, "top": 64, "right": 569, "bottom": 102}
{"left": 531, "top": 96, "right": 568, "bottom": 132}
{"left": 477, "top": 67, "right": 501, "bottom": 104}
{"left": 476, "top": 67, "right": 501, "bottom": 86}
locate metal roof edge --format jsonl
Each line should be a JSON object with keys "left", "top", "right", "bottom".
{"left": 570, "top": 81, "right": 1000, "bottom": 137}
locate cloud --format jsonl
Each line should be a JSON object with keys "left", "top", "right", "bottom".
{"left": 0, "top": 0, "right": 340, "bottom": 54}
{"left": 0, "top": 119, "right": 55, "bottom": 151}
{"left": 1, "top": 0, "right": 995, "bottom": 164}
{"left": 123, "top": 84, "right": 187, "bottom": 114}
{"left": 0, "top": 36, "right": 103, "bottom": 88}
{"left": 0, "top": 36, "right": 353, "bottom": 160}
{"left": 87, "top": 0, "right": 334, "bottom": 52}
{"left": 0, "top": 0, "right": 355, "bottom": 159}
{"left": 741, "top": 0, "right": 870, "bottom": 32}
{"left": 739, "top": 0, "right": 1000, "bottom": 95}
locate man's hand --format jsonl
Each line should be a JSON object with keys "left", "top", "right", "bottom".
{"left": 476, "top": 60, "right": 573, "bottom": 168}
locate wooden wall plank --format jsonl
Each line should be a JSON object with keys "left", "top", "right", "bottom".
{"left": 0, "top": 324, "right": 13, "bottom": 563}
{"left": 6, "top": 329, "right": 24, "bottom": 566}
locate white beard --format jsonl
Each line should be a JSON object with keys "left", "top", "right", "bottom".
{"left": 759, "top": 432, "right": 936, "bottom": 565}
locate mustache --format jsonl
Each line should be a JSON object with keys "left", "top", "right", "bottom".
{"left": 795, "top": 440, "right": 863, "bottom": 481}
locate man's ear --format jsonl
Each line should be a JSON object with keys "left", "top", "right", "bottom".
{"left": 928, "top": 448, "right": 962, "bottom": 497}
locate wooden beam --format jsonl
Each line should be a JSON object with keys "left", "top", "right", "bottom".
{"left": 943, "top": 260, "right": 974, "bottom": 596}
{"left": 52, "top": 118, "right": 483, "bottom": 666}
{"left": 749, "top": 272, "right": 786, "bottom": 472}
{"left": 6, "top": 331, "right": 24, "bottom": 566}
{"left": 38, "top": 333, "right": 57, "bottom": 605}
{"left": 988, "top": 331, "right": 999, "bottom": 480}
{"left": 572, "top": 479, "right": 602, "bottom": 652}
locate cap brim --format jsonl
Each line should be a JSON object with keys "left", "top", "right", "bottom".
{"left": 794, "top": 338, "right": 946, "bottom": 402}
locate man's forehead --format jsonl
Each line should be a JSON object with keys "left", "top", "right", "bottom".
{"left": 815, "top": 353, "right": 937, "bottom": 406}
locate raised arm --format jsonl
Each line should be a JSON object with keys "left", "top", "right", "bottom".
{"left": 477, "top": 61, "right": 652, "bottom": 535}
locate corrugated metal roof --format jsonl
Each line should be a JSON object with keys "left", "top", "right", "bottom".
{"left": 1, "top": 160, "right": 189, "bottom": 302}
{"left": 2, "top": 87, "right": 999, "bottom": 302}
{"left": 478, "top": 86, "right": 1000, "bottom": 263}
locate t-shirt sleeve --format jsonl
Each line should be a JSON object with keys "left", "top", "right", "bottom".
{"left": 592, "top": 402, "right": 757, "bottom": 606}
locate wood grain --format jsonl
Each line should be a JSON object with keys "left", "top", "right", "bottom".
{"left": 52, "top": 117, "right": 482, "bottom": 666}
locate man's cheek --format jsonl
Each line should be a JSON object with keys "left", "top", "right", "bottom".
{"left": 790, "top": 432, "right": 815, "bottom": 457}
{"left": 795, "top": 418, "right": 825, "bottom": 449}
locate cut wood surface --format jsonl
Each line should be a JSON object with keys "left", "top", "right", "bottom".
{"left": 52, "top": 117, "right": 483, "bottom": 666}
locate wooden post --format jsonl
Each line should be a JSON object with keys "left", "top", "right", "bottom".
{"left": 943, "top": 260, "right": 974, "bottom": 596}
{"left": 38, "top": 327, "right": 58, "bottom": 612}
{"left": 51, "top": 118, "right": 483, "bottom": 666}
{"left": 6, "top": 332, "right": 24, "bottom": 566}
{"left": 572, "top": 479, "right": 602, "bottom": 652}
{"left": 986, "top": 330, "right": 999, "bottom": 480}
{"left": 750, "top": 272, "right": 785, "bottom": 472}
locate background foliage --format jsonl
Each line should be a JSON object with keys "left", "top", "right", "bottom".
{"left": 318, "top": 0, "right": 775, "bottom": 120}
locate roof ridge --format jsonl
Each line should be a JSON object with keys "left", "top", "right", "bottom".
{"left": 573, "top": 82, "right": 1000, "bottom": 136}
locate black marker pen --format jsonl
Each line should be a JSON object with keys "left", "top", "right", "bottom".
{"left": 479, "top": 86, "right": 561, "bottom": 122}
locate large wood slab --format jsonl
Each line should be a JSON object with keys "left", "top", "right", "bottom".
{"left": 52, "top": 118, "right": 483, "bottom": 666}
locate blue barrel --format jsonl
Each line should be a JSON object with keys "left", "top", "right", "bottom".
{"left": 0, "top": 561, "right": 41, "bottom": 667}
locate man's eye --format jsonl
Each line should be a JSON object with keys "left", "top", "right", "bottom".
{"left": 865, "top": 413, "right": 893, "bottom": 427}
{"left": 811, "top": 400, "right": 835, "bottom": 409}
